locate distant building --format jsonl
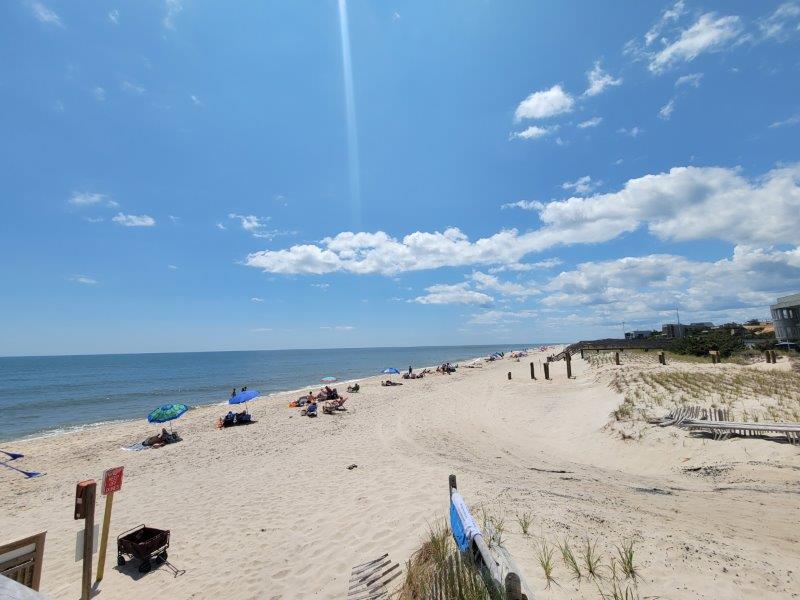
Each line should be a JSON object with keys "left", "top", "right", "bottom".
{"left": 625, "top": 330, "right": 652, "bottom": 340}
{"left": 689, "top": 322, "right": 713, "bottom": 329}
{"left": 770, "top": 293, "right": 800, "bottom": 343}
{"left": 662, "top": 323, "right": 687, "bottom": 338}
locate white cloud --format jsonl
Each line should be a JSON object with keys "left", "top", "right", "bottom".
{"left": 769, "top": 114, "right": 800, "bottom": 128}
{"left": 168, "top": 215, "right": 180, "bottom": 223}
{"left": 578, "top": 117, "right": 603, "bottom": 129}
{"left": 758, "top": 2, "right": 800, "bottom": 41}
{"left": 84, "top": 217, "right": 104, "bottom": 223}
{"left": 121, "top": 80, "right": 145, "bottom": 94}
{"left": 251, "top": 297, "right": 264, "bottom": 303}
{"left": 467, "top": 309, "right": 537, "bottom": 325}
{"left": 500, "top": 200, "right": 542, "bottom": 211}
{"left": 412, "top": 283, "right": 494, "bottom": 306}
{"left": 583, "top": 61, "right": 622, "bottom": 97}
{"left": 93, "top": 86, "right": 106, "bottom": 102}
{"left": 30, "top": 2, "right": 62, "bottom": 26}
{"left": 659, "top": 98, "right": 676, "bottom": 120}
{"left": 244, "top": 164, "right": 800, "bottom": 276}
{"left": 70, "top": 192, "right": 106, "bottom": 206}
{"left": 471, "top": 272, "right": 539, "bottom": 298}
{"left": 392, "top": 11, "right": 401, "bottom": 21}
{"left": 229, "top": 213, "right": 270, "bottom": 233}
{"left": 514, "top": 85, "right": 574, "bottom": 121}
{"left": 541, "top": 246, "right": 800, "bottom": 318}
{"left": 509, "top": 125, "right": 556, "bottom": 140}
{"left": 251, "top": 327, "right": 272, "bottom": 333}
{"left": 618, "top": 126, "right": 643, "bottom": 137}
{"left": 562, "top": 175, "right": 599, "bottom": 194}
{"left": 70, "top": 275, "right": 98, "bottom": 285}
{"left": 675, "top": 72, "right": 703, "bottom": 87}
{"left": 189, "top": 94, "right": 202, "bottom": 107}
{"left": 311, "top": 283, "right": 330, "bottom": 290}
{"left": 216, "top": 222, "right": 226, "bottom": 230}
{"left": 112, "top": 213, "right": 155, "bottom": 227}
{"left": 163, "top": 0, "right": 183, "bottom": 29}
{"left": 168, "top": 264, "right": 179, "bottom": 270}
{"left": 320, "top": 325, "right": 355, "bottom": 331}
{"left": 649, "top": 13, "right": 743, "bottom": 73}
{"left": 488, "top": 258, "right": 563, "bottom": 274}
{"left": 108, "top": 9, "right": 119, "bottom": 25}
{"left": 644, "top": 1, "right": 686, "bottom": 46}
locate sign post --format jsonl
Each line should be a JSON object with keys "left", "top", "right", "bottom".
{"left": 95, "top": 466, "right": 124, "bottom": 584}
{"left": 74, "top": 480, "right": 96, "bottom": 600}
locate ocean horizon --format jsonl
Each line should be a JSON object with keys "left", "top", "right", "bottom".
{"left": 0, "top": 343, "right": 549, "bottom": 442}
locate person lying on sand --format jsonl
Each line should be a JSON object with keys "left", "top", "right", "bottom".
{"left": 381, "top": 380, "right": 403, "bottom": 386}
{"left": 142, "top": 428, "right": 181, "bottom": 447}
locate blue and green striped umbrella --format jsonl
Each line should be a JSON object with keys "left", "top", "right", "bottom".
{"left": 147, "top": 403, "right": 188, "bottom": 424}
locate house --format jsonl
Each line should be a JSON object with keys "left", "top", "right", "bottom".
{"left": 625, "top": 330, "right": 653, "bottom": 340}
{"left": 662, "top": 323, "right": 687, "bottom": 338}
{"left": 770, "top": 293, "right": 800, "bottom": 344}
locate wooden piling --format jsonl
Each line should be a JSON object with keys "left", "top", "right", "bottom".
{"left": 565, "top": 354, "right": 572, "bottom": 379}
{"left": 543, "top": 363, "right": 550, "bottom": 380}
{"left": 529, "top": 362, "right": 536, "bottom": 379}
{"left": 658, "top": 351, "right": 666, "bottom": 365}
{"left": 614, "top": 352, "right": 620, "bottom": 365}
{"left": 507, "top": 371, "right": 511, "bottom": 380}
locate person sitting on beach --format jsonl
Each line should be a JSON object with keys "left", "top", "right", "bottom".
{"left": 347, "top": 382, "right": 360, "bottom": 393}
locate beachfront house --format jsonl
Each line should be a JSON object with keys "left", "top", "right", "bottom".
{"left": 625, "top": 330, "right": 653, "bottom": 339}
{"left": 770, "top": 293, "right": 800, "bottom": 345}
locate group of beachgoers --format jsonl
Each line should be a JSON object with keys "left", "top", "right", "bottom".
{"left": 141, "top": 428, "right": 181, "bottom": 448}
{"left": 290, "top": 385, "right": 349, "bottom": 417}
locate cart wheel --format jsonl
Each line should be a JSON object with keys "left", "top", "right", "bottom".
{"left": 158, "top": 551, "right": 168, "bottom": 562}
{"left": 117, "top": 555, "right": 126, "bottom": 567}
{"left": 138, "top": 560, "right": 152, "bottom": 574}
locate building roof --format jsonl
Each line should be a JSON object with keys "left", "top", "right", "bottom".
{"left": 772, "top": 293, "right": 800, "bottom": 310}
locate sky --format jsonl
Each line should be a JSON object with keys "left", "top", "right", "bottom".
{"left": 1, "top": 0, "right": 799, "bottom": 356}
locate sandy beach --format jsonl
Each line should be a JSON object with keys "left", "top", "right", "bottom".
{"left": 2, "top": 348, "right": 799, "bottom": 599}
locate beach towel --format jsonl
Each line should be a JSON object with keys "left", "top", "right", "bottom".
{"left": 121, "top": 442, "right": 150, "bottom": 452}
{"left": 449, "top": 490, "right": 480, "bottom": 552}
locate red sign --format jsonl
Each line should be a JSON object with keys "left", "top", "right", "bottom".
{"left": 101, "top": 467, "right": 124, "bottom": 495}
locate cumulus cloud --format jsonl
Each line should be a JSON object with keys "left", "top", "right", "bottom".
{"left": 243, "top": 164, "right": 800, "bottom": 276}
{"left": 562, "top": 175, "right": 599, "bottom": 194}
{"left": 471, "top": 272, "right": 539, "bottom": 298}
{"left": 412, "top": 283, "right": 493, "bottom": 306}
{"left": 30, "top": 2, "right": 62, "bottom": 26}
{"left": 769, "top": 114, "right": 800, "bottom": 128}
{"left": 70, "top": 192, "right": 107, "bottom": 206}
{"left": 583, "top": 61, "right": 622, "bottom": 97}
{"left": 163, "top": 0, "right": 183, "bottom": 29}
{"left": 644, "top": 1, "right": 686, "bottom": 47}
{"left": 618, "top": 126, "right": 643, "bottom": 137}
{"left": 514, "top": 85, "right": 574, "bottom": 121}
{"left": 541, "top": 246, "right": 800, "bottom": 318}
{"left": 649, "top": 13, "right": 743, "bottom": 73}
{"left": 467, "top": 309, "right": 537, "bottom": 325}
{"left": 251, "top": 297, "right": 264, "bottom": 303}
{"left": 500, "top": 200, "right": 542, "bottom": 211}
{"left": 578, "top": 117, "right": 603, "bottom": 129}
{"left": 108, "top": 9, "right": 119, "bottom": 25}
{"left": 112, "top": 213, "right": 155, "bottom": 227}
{"left": 509, "top": 125, "right": 556, "bottom": 140}
{"left": 229, "top": 213, "right": 267, "bottom": 232}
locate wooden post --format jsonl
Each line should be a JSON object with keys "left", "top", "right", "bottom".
{"left": 580, "top": 348, "right": 584, "bottom": 359}
{"left": 507, "top": 371, "right": 511, "bottom": 380}
{"left": 80, "top": 482, "right": 96, "bottom": 600}
{"left": 505, "top": 573, "right": 523, "bottom": 600}
{"left": 95, "top": 492, "right": 113, "bottom": 582}
{"left": 529, "top": 362, "right": 536, "bottom": 379}
{"left": 770, "top": 350, "right": 777, "bottom": 363}
{"left": 543, "top": 363, "right": 550, "bottom": 380}
{"left": 658, "top": 352, "right": 666, "bottom": 365}
{"left": 765, "top": 351, "right": 773, "bottom": 363}
{"left": 565, "top": 354, "right": 572, "bottom": 379}
{"left": 615, "top": 352, "right": 620, "bottom": 365}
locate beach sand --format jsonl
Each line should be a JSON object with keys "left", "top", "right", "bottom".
{"left": 2, "top": 348, "right": 799, "bottom": 599}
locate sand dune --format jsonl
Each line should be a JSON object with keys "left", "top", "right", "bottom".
{"left": 2, "top": 348, "right": 798, "bottom": 599}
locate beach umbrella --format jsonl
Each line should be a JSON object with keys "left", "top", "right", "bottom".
{"left": 321, "top": 376, "right": 337, "bottom": 383}
{"left": 147, "top": 403, "right": 188, "bottom": 432}
{"left": 229, "top": 389, "right": 259, "bottom": 412}
{"left": 381, "top": 367, "right": 400, "bottom": 382}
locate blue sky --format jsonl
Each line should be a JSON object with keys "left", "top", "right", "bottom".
{"left": 1, "top": 0, "right": 799, "bottom": 356}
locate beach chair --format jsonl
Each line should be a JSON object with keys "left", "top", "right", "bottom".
{"left": 323, "top": 397, "right": 347, "bottom": 414}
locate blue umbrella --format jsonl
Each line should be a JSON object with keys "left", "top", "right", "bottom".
{"left": 321, "top": 376, "right": 337, "bottom": 383}
{"left": 229, "top": 389, "right": 259, "bottom": 412}
{"left": 147, "top": 404, "right": 188, "bottom": 432}
{"left": 382, "top": 368, "right": 400, "bottom": 375}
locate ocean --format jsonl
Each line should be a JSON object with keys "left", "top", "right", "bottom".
{"left": 0, "top": 344, "right": 539, "bottom": 442}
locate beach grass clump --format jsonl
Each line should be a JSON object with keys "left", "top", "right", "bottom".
{"left": 581, "top": 539, "right": 603, "bottom": 580}
{"left": 535, "top": 538, "right": 557, "bottom": 589}
{"left": 515, "top": 511, "right": 533, "bottom": 536}
{"left": 558, "top": 538, "right": 582, "bottom": 581}
{"left": 615, "top": 541, "right": 638, "bottom": 581}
